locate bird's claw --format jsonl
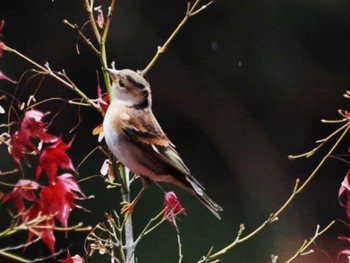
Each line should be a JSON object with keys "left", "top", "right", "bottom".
{"left": 120, "top": 201, "right": 135, "bottom": 215}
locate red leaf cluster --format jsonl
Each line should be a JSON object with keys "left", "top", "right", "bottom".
{"left": 40, "top": 174, "right": 85, "bottom": 227}
{"left": 2, "top": 179, "right": 39, "bottom": 212}
{"left": 9, "top": 110, "right": 58, "bottom": 168}
{"left": 3, "top": 110, "right": 84, "bottom": 253}
{"left": 22, "top": 203, "right": 56, "bottom": 253}
{"left": 36, "top": 139, "right": 77, "bottom": 182}
{"left": 163, "top": 191, "right": 186, "bottom": 226}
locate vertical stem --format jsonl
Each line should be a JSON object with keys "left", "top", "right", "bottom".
{"left": 99, "top": 0, "right": 115, "bottom": 100}
{"left": 99, "top": 41, "right": 112, "bottom": 100}
{"left": 176, "top": 226, "right": 183, "bottom": 263}
{"left": 119, "top": 165, "right": 135, "bottom": 263}
{"left": 87, "top": 0, "right": 134, "bottom": 261}
{"left": 85, "top": 0, "right": 112, "bottom": 99}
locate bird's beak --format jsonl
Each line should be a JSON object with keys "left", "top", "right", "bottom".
{"left": 102, "top": 67, "right": 120, "bottom": 81}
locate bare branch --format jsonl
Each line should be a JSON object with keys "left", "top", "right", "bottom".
{"left": 142, "top": 0, "right": 214, "bottom": 76}
{"left": 286, "top": 221, "right": 335, "bottom": 263}
{"left": 1, "top": 44, "right": 99, "bottom": 110}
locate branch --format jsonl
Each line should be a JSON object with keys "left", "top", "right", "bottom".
{"left": 176, "top": 225, "right": 183, "bottom": 263}
{"left": 0, "top": 168, "right": 19, "bottom": 176}
{"left": 63, "top": 19, "right": 100, "bottom": 56}
{"left": 85, "top": 211, "right": 125, "bottom": 262}
{"left": 288, "top": 121, "right": 349, "bottom": 159}
{"left": 118, "top": 165, "right": 135, "bottom": 263}
{"left": 134, "top": 209, "right": 166, "bottom": 246}
{"left": 199, "top": 123, "right": 350, "bottom": 262}
{"left": 84, "top": 0, "right": 114, "bottom": 100}
{"left": 84, "top": 0, "right": 102, "bottom": 43}
{"left": 285, "top": 221, "right": 335, "bottom": 263}
{"left": 141, "top": 0, "right": 214, "bottom": 76}
{"left": 0, "top": 251, "right": 29, "bottom": 263}
{"left": 1, "top": 44, "right": 99, "bottom": 111}
{"left": 54, "top": 222, "right": 92, "bottom": 232}
{"left": 0, "top": 236, "right": 63, "bottom": 262}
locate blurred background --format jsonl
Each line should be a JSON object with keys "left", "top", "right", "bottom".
{"left": 1, "top": 0, "right": 350, "bottom": 262}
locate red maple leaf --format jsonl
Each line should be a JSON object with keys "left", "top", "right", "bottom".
{"left": 19, "top": 110, "right": 58, "bottom": 145}
{"left": 9, "top": 110, "right": 58, "bottom": 167}
{"left": 9, "top": 132, "right": 32, "bottom": 168}
{"left": 22, "top": 203, "right": 56, "bottom": 253}
{"left": 163, "top": 191, "right": 186, "bottom": 226}
{"left": 40, "top": 173, "right": 85, "bottom": 227}
{"left": 58, "top": 251, "right": 85, "bottom": 263}
{"left": 36, "top": 138, "right": 77, "bottom": 182}
{"left": 2, "top": 179, "right": 40, "bottom": 212}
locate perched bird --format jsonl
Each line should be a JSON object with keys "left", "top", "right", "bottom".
{"left": 102, "top": 68, "right": 223, "bottom": 219}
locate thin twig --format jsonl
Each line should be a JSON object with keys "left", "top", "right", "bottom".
{"left": 0, "top": 251, "right": 28, "bottom": 263}
{"left": 141, "top": 0, "right": 214, "bottom": 76}
{"left": 176, "top": 225, "right": 183, "bottom": 263}
{"left": 289, "top": 122, "right": 349, "bottom": 159}
{"left": 1, "top": 44, "right": 99, "bottom": 110}
{"left": 63, "top": 19, "right": 100, "bottom": 55}
{"left": 285, "top": 221, "right": 335, "bottom": 263}
{"left": 54, "top": 222, "right": 92, "bottom": 232}
{"left": 0, "top": 168, "right": 19, "bottom": 176}
{"left": 135, "top": 209, "right": 165, "bottom": 244}
{"left": 84, "top": 0, "right": 114, "bottom": 99}
{"left": 85, "top": 0, "right": 102, "bottom": 44}
{"left": 26, "top": 97, "right": 70, "bottom": 109}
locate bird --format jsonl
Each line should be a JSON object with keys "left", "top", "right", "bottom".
{"left": 102, "top": 68, "right": 223, "bottom": 219}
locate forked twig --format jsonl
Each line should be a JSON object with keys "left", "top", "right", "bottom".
{"left": 285, "top": 221, "right": 335, "bottom": 263}
{"left": 142, "top": 0, "right": 214, "bottom": 76}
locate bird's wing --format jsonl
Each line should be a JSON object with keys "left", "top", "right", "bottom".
{"left": 121, "top": 109, "right": 193, "bottom": 177}
{"left": 121, "top": 110, "right": 223, "bottom": 218}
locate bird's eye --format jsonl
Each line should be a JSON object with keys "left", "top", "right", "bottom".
{"left": 118, "top": 80, "right": 126, "bottom": 88}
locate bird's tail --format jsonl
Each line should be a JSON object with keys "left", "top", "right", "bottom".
{"left": 186, "top": 177, "right": 223, "bottom": 219}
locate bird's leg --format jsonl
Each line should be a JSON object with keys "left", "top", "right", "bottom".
{"left": 120, "top": 177, "right": 149, "bottom": 215}
{"left": 120, "top": 187, "right": 145, "bottom": 215}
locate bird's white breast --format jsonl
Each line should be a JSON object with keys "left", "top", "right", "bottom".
{"left": 102, "top": 104, "right": 155, "bottom": 177}
{"left": 103, "top": 104, "right": 124, "bottom": 160}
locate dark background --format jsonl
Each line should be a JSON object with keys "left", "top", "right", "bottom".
{"left": 1, "top": 1, "right": 350, "bottom": 262}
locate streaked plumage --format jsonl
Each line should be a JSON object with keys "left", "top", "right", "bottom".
{"left": 103, "top": 69, "right": 223, "bottom": 219}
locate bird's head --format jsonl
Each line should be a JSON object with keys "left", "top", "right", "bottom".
{"left": 105, "top": 68, "right": 152, "bottom": 109}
